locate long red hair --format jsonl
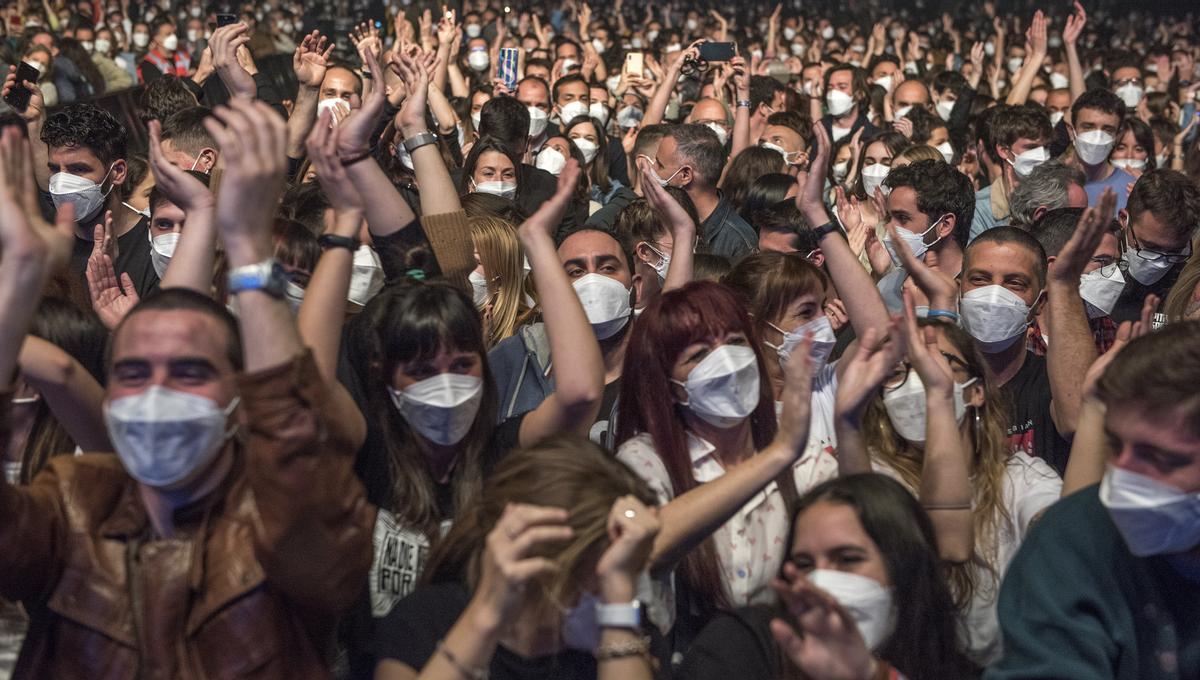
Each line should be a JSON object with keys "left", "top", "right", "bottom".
{"left": 615, "top": 280, "right": 778, "bottom": 615}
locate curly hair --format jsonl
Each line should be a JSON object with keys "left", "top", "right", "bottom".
{"left": 41, "top": 103, "right": 128, "bottom": 165}
{"left": 884, "top": 159, "right": 976, "bottom": 248}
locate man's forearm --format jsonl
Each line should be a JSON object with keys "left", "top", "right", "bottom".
{"left": 286, "top": 86, "right": 320, "bottom": 159}
{"left": 1045, "top": 283, "right": 1096, "bottom": 435}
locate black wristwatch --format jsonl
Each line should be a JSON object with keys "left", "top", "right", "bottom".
{"left": 318, "top": 234, "right": 360, "bottom": 252}
{"left": 812, "top": 220, "right": 842, "bottom": 240}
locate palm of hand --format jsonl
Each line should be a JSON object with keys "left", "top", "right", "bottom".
{"left": 298, "top": 53, "right": 326, "bottom": 87}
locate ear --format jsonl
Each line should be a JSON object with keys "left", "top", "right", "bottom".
{"left": 1117, "top": 208, "right": 1129, "bottom": 229}
{"left": 109, "top": 158, "right": 128, "bottom": 186}
{"left": 1031, "top": 205, "right": 1048, "bottom": 223}
{"left": 809, "top": 249, "right": 826, "bottom": 267}
{"left": 199, "top": 148, "right": 218, "bottom": 171}
{"left": 965, "top": 386, "right": 985, "bottom": 409}
{"left": 1065, "top": 122, "right": 1076, "bottom": 141}
{"left": 937, "top": 213, "right": 955, "bottom": 240}
{"left": 1029, "top": 289, "right": 1047, "bottom": 317}
{"left": 631, "top": 271, "right": 646, "bottom": 304}
{"left": 634, "top": 242, "right": 654, "bottom": 264}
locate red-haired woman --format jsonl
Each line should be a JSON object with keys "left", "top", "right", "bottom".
{"left": 613, "top": 281, "right": 819, "bottom": 641}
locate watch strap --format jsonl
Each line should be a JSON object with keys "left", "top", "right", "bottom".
{"left": 812, "top": 220, "right": 842, "bottom": 239}
{"left": 318, "top": 233, "right": 360, "bottom": 251}
{"left": 403, "top": 131, "right": 438, "bottom": 154}
{"left": 595, "top": 600, "right": 642, "bottom": 629}
{"left": 227, "top": 258, "right": 287, "bottom": 298}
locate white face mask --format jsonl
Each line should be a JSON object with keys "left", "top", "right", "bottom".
{"left": 935, "top": 99, "right": 955, "bottom": 121}
{"left": 559, "top": 100, "right": 590, "bottom": 125}
{"left": 95, "top": 38, "right": 112, "bottom": 54}
{"left": 874, "top": 75, "right": 894, "bottom": 92}
{"left": 1073, "top": 130, "right": 1116, "bottom": 166}
{"left": 535, "top": 146, "right": 568, "bottom": 176}
{"left": 641, "top": 242, "right": 670, "bottom": 281}
{"left": 617, "top": 106, "right": 643, "bottom": 129}
{"left": 1007, "top": 57, "right": 1024, "bottom": 74}
{"left": 1100, "top": 465, "right": 1200, "bottom": 557}
{"left": 935, "top": 141, "right": 954, "bottom": 163}
{"left": 572, "top": 273, "right": 632, "bottom": 340}
{"left": 861, "top": 163, "right": 890, "bottom": 198}
{"left": 349, "top": 245, "right": 384, "bottom": 306}
{"left": 161, "top": 33, "right": 178, "bottom": 51}
{"left": 1079, "top": 265, "right": 1125, "bottom": 318}
{"left": 190, "top": 5, "right": 202, "bottom": 17}
{"left": 467, "top": 48, "right": 489, "bottom": 71}
{"left": 705, "top": 122, "right": 729, "bottom": 146}
{"left": 186, "top": 29, "right": 200, "bottom": 42}
{"left": 782, "top": 27, "right": 797, "bottom": 41}
{"left": 471, "top": 110, "right": 482, "bottom": 130}
{"left": 672, "top": 344, "right": 761, "bottom": 429}
{"left": 1007, "top": 146, "right": 1049, "bottom": 178}
{"left": 473, "top": 179, "right": 517, "bottom": 200}
{"left": 883, "top": 371, "right": 977, "bottom": 443}
{"left": 1049, "top": 72, "right": 1070, "bottom": 90}
{"left": 81, "top": 40, "right": 95, "bottom": 52}
{"left": 104, "top": 386, "right": 239, "bottom": 488}
{"left": 766, "top": 315, "right": 837, "bottom": 371}
{"left": 1111, "top": 158, "right": 1146, "bottom": 171}
{"left": 959, "top": 285, "right": 1035, "bottom": 353}
{"left": 469, "top": 270, "right": 491, "bottom": 306}
{"left": 760, "top": 141, "right": 801, "bottom": 166}
{"left": 317, "top": 97, "right": 349, "bottom": 124}
{"left": 1156, "top": 152, "right": 1170, "bottom": 169}
{"left": 464, "top": 23, "right": 482, "bottom": 38}
{"left": 645, "top": 162, "right": 684, "bottom": 189}
{"left": 571, "top": 137, "right": 600, "bottom": 164}
{"left": 49, "top": 167, "right": 113, "bottom": 223}
{"left": 1115, "top": 83, "right": 1144, "bottom": 108}
{"left": 1122, "top": 246, "right": 1178, "bottom": 286}
{"left": 1049, "top": 110, "right": 1065, "bottom": 127}
{"left": 894, "top": 104, "right": 913, "bottom": 118}
{"left": 527, "top": 106, "right": 549, "bottom": 138}
{"left": 589, "top": 102, "right": 610, "bottom": 128}
{"left": 149, "top": 230, "right": 178, "bottom": 278}
{"left": 806, "top": 570, "right": 896, "bottom": 651}
{"left": 388, "top": 373, "right": 484, "bottom": 446}
{"left": 832, "top": 160, "right": 850, "bottom": 182}
{"left": 133, "top": 32, "right": 150, "bottom": 47}
{"left": 821, "top": 26, "right": 835, "bottom": 39}
{"left": 882, "top": 214, "right": 945, "bottom": 265}
{"left": 826, "top": 89, "right": 856, "bottom": 117}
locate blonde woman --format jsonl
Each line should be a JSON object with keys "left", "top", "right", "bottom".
{"left": 470, "top": 216, "right": 531, "bottom": 347}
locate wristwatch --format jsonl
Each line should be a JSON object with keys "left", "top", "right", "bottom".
{"left": 227, "top": 258, "right": 287, "bottom": 298}
{"left": 812, "top": 220, "right": 843, "bottom": 240}
{"left": 403, "top": 130, "right": 438, "bottom": 154}
{"left": 318, "top": 233, "right": 360, "bottom": 252}
{"left": 736, "top": 99, "right": 752, "bottom": 108}
{"left": 596, "top": 600, "right": 642, "bottom": 630}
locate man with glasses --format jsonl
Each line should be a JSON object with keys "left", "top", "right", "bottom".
{"left": 1111, "top": 170, "right": 1200, "bottom": 322}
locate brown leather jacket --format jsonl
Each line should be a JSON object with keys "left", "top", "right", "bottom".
{"left": 0, "top": 352, "right": 374, "bottom": 679}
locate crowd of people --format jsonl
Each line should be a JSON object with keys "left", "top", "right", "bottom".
{"left": 1, "top": 0, "right": 1200, "bottom": 677}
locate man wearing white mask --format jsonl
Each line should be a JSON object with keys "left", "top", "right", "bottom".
{"left": 515, "top": 75, "right": 553, "bottom": 153}
{"left": 158, "top": 106, "right": 220, "bottom": 173}
{"left": 758, "top": 111, "right": 811, "bottom": 167}
{"left": 1069, "top": 89, "right": 1135, "bottom": 209}
{"left": 970, "top": 105, "right": 1054, "bottom": 241}
{"left": 1108, "top": 170, "right": 1200, "bottom": 322}
{"left": 137, "top": 19, "right": 190, "bottom": 84}
{"left": 820, "top": 65, "right": 877, "bottom": 144}
{"left": 41, "top": 103, "right": 160, "bottom": 298}
{"left": 988, "top": 321, "right": 1200, "bottom": 679}
{"left": 0, "top": 99, "right": 372, "bottom": 676}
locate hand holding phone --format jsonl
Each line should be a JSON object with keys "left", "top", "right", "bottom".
{"left": 498, "top": 47, "right": 520, "bottom": 91}
{"left": 216, "top": 13, "right": 237, "bottom": 27}
{"left": 698, "top": 42, "right": 736, "bottom": 62}
{"left": 3, "top": 62, "right": 40, "bottom": 113}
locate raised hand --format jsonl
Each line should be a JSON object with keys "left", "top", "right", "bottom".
{"left": 834, "top": 322, "right": 905, "bottom": 423}
{"left": 795, "top": 122, "right": 833, "bottom": 226}
{"left": 1063, "top": 1, "right": 1086, "bottom": 47}
{"left": 350, "top": 22, "right": 382, "bottom": 67}
{"left": 0, "top": 127, "right": 74, "bottom": 273}
{"left": 294, "top": 31, "right": 333, "bottom": 88}
{"left": 884, "top": 220, "right": 958, "bottom": 311}
{"left": 776, "top": 332, "right": 816, "bottom": 454}
{"left": 437, "top": 8, "right": 457, "bottom": 47}
{"left": 391, "top": 50, "right": 433, "bottom": 136}
{"left": 770, "top": 562, "right": 878, "bottom": 680}
{"left": 334, "top": 49, "right": 387, "bottom": 159}
{"left": 85, "top": 222, "right": 139, "bottom": 329}
{"left": 901, "top": 289, "right": 955, "bottom": 395}
{"left": 473, "top": 504, "right": 572, "bottom": 626}
{"left": 1049, "top": 188, "right": 1116, "bottom": 285}
{"left": 595, "top": 496, "right": 660, "bottom": 602}
{"left": 519, "top": 159, "right": 582, "bottom": 240}
{"left": 1027, "top": 10, "right": 1048, "bottom": 56}
{"left": 2, "top": 65, "right": 46, "bottom": 121}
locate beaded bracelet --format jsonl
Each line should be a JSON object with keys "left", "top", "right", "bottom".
{"left": 595, "top": 636, "right": 652, "bottom": 661}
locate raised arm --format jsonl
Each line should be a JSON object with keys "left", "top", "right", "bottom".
{"left": 900, "top": 290, "right": 973, "bottom": 563}
{"left": 515, "top": 161, "right": 605, "bottom": 442}
{"left": 645, "top": 336, "right": 815, "bottom": 572}
{"left": 0, "top": 126, "right": 77, "bottom": 603}
{"left": 148, "top": 120, "right": 217, "bottom": 293}
{"left": 639, "top": 157, "right": 695, "bottom": 292}
{"left": 643, "top": 42, "right": 699, "bottom": 126}
{"left": 1062, "top": 2, "right": 1087, "bottom": 106}
{"left": 18, "top": 336, "right": 108, "bottom": 452}
{"left": 210, "top": 23, "right": 258, "bottom": 99}
{"left": 340, "top": 50, "right": 418, "bottom": 238}
{"left": 1, "top": 67, "right": 50, "bottom": 190}
{"left": 286, "top": 31, "right": 334, "bottom": 160}
{"left": 1043, "top": 189, "right": 1110, "bottom": 437}
{"left": 729, "top": 55, "right": 752, "bottom": 159}
{"left": 832, "top": 323, "right": 904, "bottom": 477}
{"left": 207, "top": 98, "right": 373, "bottom": 614}
{"left": 1005, "top": 10, "right": 1047, "bottom": 105}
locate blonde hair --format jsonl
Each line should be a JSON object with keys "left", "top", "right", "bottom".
{"left": 861, "top": 322, "right": 1012, "bottom": 607}
{"left": 1162, "top": 234, "right": 1200, "bottom": 322}
{"left": 423, "top": 436, "right": 658, "bottom": 611}
{"left": 893, "top": 144, "right": 944, "bottom": 168}
{"left": 470, "top": 216, "right": 530, "bottom": 347}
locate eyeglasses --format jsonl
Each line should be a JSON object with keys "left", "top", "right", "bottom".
{"left": 1126, "top": 227, "right": 1192, "bottom": 264}
{"left": 883, "top": 352, "right": 973, "bottom": 391}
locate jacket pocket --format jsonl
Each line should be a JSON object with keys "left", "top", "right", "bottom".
{"left": 192, "top": 587, "right": 289, "bottom": 678}
{"left": 44, "top": 566, "right": 138, "bottom": 678}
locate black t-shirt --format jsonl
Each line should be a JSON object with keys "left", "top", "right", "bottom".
{"left": 370, "top": 582, "right": 597, "bottom": 680}
{"left": 68, "top": 215, "right": 160, "bottom": 299}
{"left": 1000, "top": 352, "right": 1072, "bottom": 477}
{"left": 1110, "top": 263, "right": 1182, "bottom": 323}
{"left": 677, "top": 606, "right": 780, "bottom": 680}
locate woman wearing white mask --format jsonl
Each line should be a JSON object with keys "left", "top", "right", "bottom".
{"left": 469, "top": 215, "right": 533, "bottom": 348}
{"left": 679, "top": 474, "right": 980, "bottom": 680}
{"left": 615, "top": 280, "right": 821, "bottom": 637}
{"left": 836, "top": 295, "right": 1061, "bottom": 666}
{"left": 565, "top": 117, "right": 631, "bottom": 213}
{"left": 846, "top": 131, "right": 908, "bottom": 231}
{"left": 371, "top": 437, "right": 661, "bottom": 680}
{"left": 460, "top": 139, "right": 521, "bottom": 202}
{"left": 1109, "top": 118, "right": 1155, "bottom": 179}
